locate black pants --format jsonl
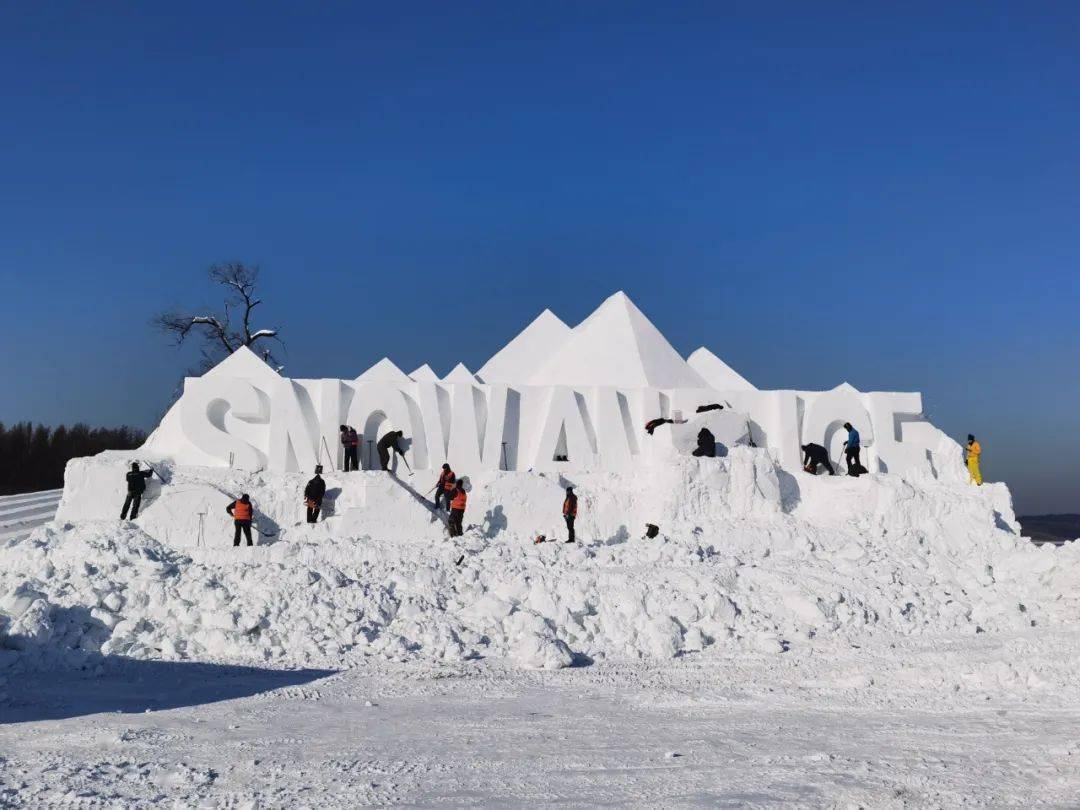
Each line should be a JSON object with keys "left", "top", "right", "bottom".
{"left": 378, "top": 447, "right": 390, "bottom": 471}
{"left": 343, "top": 446, "right": 359, "bottom": 471}
{"left": 435, "top": 489, "right": 452, "bottom": 510}
{"left": 845, "top": 446, "right": 861, "bottom": 471}
{"left": 233, "top": 520, "right": 253, "bottom": 546}
{"left": 121, "top": 493, "right": 142, "bottom": 519}
{"left": 565, "top": 515, "right": 576, "bottom": 542}
{"left": 692, "top": 446, "right": 716, "bottom": 458}
{"left": 306, "top": 501, "right": 322, "bottom": 523}
{"left": 448, "top": 508, "right": 464, "bottom": 537}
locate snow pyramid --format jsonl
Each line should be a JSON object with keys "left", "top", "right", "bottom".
{"left": 205, "top": 345, "right": 280, "bottom": 382}
{"left": 476, "top": 309, "right": 571, "bottom": 384}
{"left": 354, "top": 358, "right": 411, "bottom": 384}
{"left": 527, "top": 292, "right": 708, "bottom": 389}
{"left": 443, "top": 363, "right": 479, "bottom": 384}
{"left": 687, "top": 347, "right": 756, "bottom": 391}
{"left": 409, "top": 364, "right": 439, "bottom": 382}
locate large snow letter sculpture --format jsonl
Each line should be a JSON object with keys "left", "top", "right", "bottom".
{"left": 415, "top": 381, "right": 450, "bottom": 465}
{"left": 179, "top": 376, "right": 269, "bottom": 469}
{"left": 346, "top": 384, "right": 423, "bottom": 470}
{"left": 268, "top": 379, "right": 320, "bottom": 472}
{"left": 445, "top": 381, "right": 487, "bottom": 471}
{"left": 479, "top": 384, "right": 514, "bottom": 471}
{"left": 866, "top": 392, "right": 933, "bottom": 476}
{"left": 802, "top": 384, "right": 875, "bottom": 467}
{"left": 146, "top": 294, "right": 960, "bottom": 479}
{"left": 317, "top": 379, "right": 345, "bottom": 470}
{"left": 533, "top": 387, "right": 597, "bottom": 469}
{"left": 591, "top": 388, "right": 636, "bottom": 467}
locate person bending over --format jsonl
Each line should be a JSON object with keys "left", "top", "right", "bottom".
{"left": 801, "top": 443, "right": 835, "bottom": 475}
{"left": 448, "top": 480, "right": 467, "bottom": 537}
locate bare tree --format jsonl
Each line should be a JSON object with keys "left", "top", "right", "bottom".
{"left": 155, "top": 262, "right": 284, "bottom": 372}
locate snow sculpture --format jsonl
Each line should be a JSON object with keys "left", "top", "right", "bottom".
{"left": 151, "top": 292, "right": 960, "bottom": 477}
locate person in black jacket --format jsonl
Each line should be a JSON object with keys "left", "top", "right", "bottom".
{"left": 692, "top": 428, "right": 716, "bottom": 458}
{"left": 340, "top": 424, "right": 360, "bottom": 472}
{"left": 121, "top": 461, "right": 155, "bottom": 519}
{"left": 562, "top": 486, "right": 578, "bottom": 543}
{"left": 377, "top": 430, "right": 406, "bottom": 471}
{"left": 304, "top": 465, "right": 327, "bottom": 523}
{"left": 801, "top": 443, "right": 835, "bottom": 475}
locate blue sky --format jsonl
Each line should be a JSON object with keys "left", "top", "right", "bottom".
{"left": 1, "top": 3, "right": 1077, "bottom": 513}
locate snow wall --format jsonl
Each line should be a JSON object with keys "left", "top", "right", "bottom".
{"left": 4, "top": 446, "right": 1079, "bottom": 674}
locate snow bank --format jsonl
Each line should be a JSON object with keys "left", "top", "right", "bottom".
{"left": 4, "top": 449, "right": 1078, "bottom": 674}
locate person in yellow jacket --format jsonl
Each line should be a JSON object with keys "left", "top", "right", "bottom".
{"left": 966, "top": 434, "right": 982, "bottom": 485}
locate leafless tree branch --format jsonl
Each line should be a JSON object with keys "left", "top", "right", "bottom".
{"left": 153, "top": 262, "right": 284, "bottom": 372}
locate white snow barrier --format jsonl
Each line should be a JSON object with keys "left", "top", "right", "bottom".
{"left": 3, "top": 447, "right": 1078, "bottom": 673}
{"left": 142, "top": 291, "right": 965, "bottom": 481}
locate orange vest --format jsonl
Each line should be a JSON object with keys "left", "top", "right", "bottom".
{"left": 563, "top": 496, "right": 577, "bottom": 517}
{"left": 232, "top": 500, "right": 252, "bottom": 521}
{"left": 440, "top": 470, "right": 456, "bottom": 490}
{"left": 450, "top": 489, "right": 467, "bottom": 510}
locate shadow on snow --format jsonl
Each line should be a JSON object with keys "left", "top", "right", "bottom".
{"left": 1, "top": 657, "right": 337, "bottom": 724}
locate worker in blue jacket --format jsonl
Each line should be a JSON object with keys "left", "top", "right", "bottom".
{"left": 843, "top": 422, "right": 861, "bottom": 472}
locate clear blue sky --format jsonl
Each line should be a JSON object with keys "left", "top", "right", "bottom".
{"left": 1, "top": 3, "right": 1077, "bottom": 514}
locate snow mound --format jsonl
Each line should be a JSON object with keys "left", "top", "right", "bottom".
{"left": 4, "top": 450, "right": 1079, "bottom": 674}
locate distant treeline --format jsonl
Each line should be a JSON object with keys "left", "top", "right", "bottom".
{"left": 0, "top": 422, "right": 147, "bottom": 496}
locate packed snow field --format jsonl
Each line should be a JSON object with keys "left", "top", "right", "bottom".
{"left": 3, "top": 449, "right": 1080, "bottom": 805}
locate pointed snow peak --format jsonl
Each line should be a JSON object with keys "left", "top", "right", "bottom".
{"left": 443, "top": 363, "right": 478, "bottom": 384}
{"left": 687, "top": 347, "right": 756, "bottom": 391}
{"left": 204, "top": 345, "right": 280, "bottom": 382}
{"left": 527, "top": 292, "right": 707, "bottom": 389}
{"left": 355, "top": 357, "right": 411, "bottom": 384}
{"left": 476, "top": 308, "right": 572, "bottom": 384}
{"left": 409, "top": 364, "right": 439, "bottom": 382}
{"left": 832, "top": 381, "right": 862, "bottom": 394}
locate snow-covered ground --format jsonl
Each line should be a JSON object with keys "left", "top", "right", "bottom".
{"left": 3, "top": 450, "right": 1080, "bottom": 805}
{"left": 4, "top": 636, "right": 1079, "bottom": 806}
